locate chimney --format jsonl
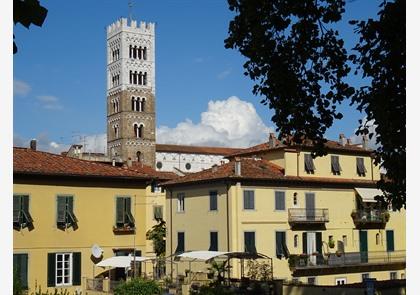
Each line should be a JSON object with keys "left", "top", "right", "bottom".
{"left": 347, "top": 138, "right": 352, "bottom": 145}
{"left": 362, "top": 134, "right": 368, "bottom": 150}
{"left": 212, "top": 164, "right": 218, "bottom": 173}
{"left": 339, "top": 134, "right": 346, "bottom": 146}
{"left": 127, "top": 157, "right": 132, "bottom": 167}
{"left": 234, "top": 157, "right": 241, "bottom": 176}
{"left": 112, "top": 158, "right": 116, "bottom": 166}
{"left": 268, "top": 133, "right": 276, "bottom": 148}
{"left": 30, "top": 139, "right": 37, "bottom": 151}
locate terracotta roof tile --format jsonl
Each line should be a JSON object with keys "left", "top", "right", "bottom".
{"left": 14, "top": 147, "right": 154, "bottom": 180}
{"left": 156, "top": 144, "right": 244, "bottom": 156}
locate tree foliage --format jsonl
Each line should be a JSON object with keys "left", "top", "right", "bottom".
{"left": 14, "top": 0, "right": 48, "bottom": 54}
{"left": 225, "top": 0, "right": 405, "bottom": 209}
{"left": 146, "top": 219, "right": 166, "bottom": 257}
{"left": 113, "top": 278, "right": 161, "bottom": 295}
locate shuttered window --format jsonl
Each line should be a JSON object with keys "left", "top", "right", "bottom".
{"left": 275, "top": 191, "right": 285, "bottom": 211}
{"left": 356, "top": 157, "right": 367, "bottom": 176}
{"left": 57, "top": 196, "right": 77, "bottom": 229}
{"left": 209, "top": 232, "right": 218, "bottom": 251}
{"left": 304, "top": 154, "right": 315, "bottom": 174}
{"left": 209, "top": 191, "right": 218, "bottom": 211}
{"left": 115, "top": 196, "right": 135, "bottom": 228}
{"left": 243, "top": 190, "right": 255, "bottom": 210}
{"left": 13, "top": 195, "right": 33, "bottom": 229}
{"left": 13, "top": 254, "right": 28, "bottom": 289}
{"left": 153, "top": 206, "right": 163, "bottom": 221}
{"left": 175, "top": 232, "right": 185, "bottom": 254}
{"left": 47, "top": 252, "right": 81, "bottom": 287}
{"left": 386, "top": 230, "right": 395, "bottom": 252}
{"left": 177, "top": 193, "right": 185, "bottom": 212}
{"left": 244, "top": 231, "right": 257, "bottom": 253}
{"left": 275, "top": 231, "right": 288, "bottom": 258}
{"left": 331, "top": 155, "right": 342, "bottom": 175}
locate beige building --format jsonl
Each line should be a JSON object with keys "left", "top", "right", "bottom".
{"left": 163, "top": 135, "right": 406, "bottom": 286}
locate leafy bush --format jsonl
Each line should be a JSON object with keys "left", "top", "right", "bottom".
{"left": 13, "top": 269, "right": 24, "bottom": 295}
{"left": 114, "top": 278, "right": 161, "bottom": 295}
{"left": 30, "top": 286, "right": 73, "bottom": 295}
{"left": 190, "top": 285, "right": 234, "bottom": 295}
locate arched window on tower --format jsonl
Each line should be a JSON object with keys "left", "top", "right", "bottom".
{"left": 139, "top": 124, "right": 144, "bottom": 138}
{"left": 142, "top": 47, "right": 147, "bottom": 60}
{"left": 133, "top": 71, "right": 138, "bottom": 84}
{"left": 135, "top": 97, "right": 140, "bottom": 111}
{"left": 133, "top": 46, "right": 137, "bottom": 59}
{"left": 134, "top": 124, "right": 139, "bottom": 138}
{"left": 143, "top": 72, "right": 147, "bottom": 86}
{"left": 129, "top": 45, "right": 132, "bottom": 58}
{"left": 138, "top": 72, "right": 142, "bottom": 85}
{"left": 116, "top": 98, "right": 119, "bottom": 112}
{"left": 140, "top": 97, "right": 146, "bottom": 112}
{"left": 136, "top": 151, "right": 142, "bottom": 162}
{"left": 137, "top": 46, "right": 141, "bottom": 59}
{"left": 132, "top": 97, "right": 136, "bottom": 111}
{"left": 129, "top": 70, "right": 133, "bottom": 84}
{"left": 114, "top": 124, "right": 119, "bottom": 138}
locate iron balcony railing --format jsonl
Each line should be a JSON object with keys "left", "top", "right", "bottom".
{"left": 288, "top": 208, "right": 329, "bottom": 224}
{"left": 289, "top": 250, "right": 405, "bottom": 269}
{"left": 86, "top": 278, "right": 104, "bottom": 292}
{"left": 351, "top": 209, "right": 389, "bottom": 224}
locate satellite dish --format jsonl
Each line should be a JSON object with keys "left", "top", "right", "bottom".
{"left": 91, "top": 244, "right": 103, "bottom": 258}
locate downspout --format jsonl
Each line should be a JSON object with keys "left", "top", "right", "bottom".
{"left": 226, "top": 182, "right": 231, "bottom": 251}
{"left": 297, "top": 149, "right": 300, "bottom": 177}
{"left": 371, "top": 156, "right": 374, "bottom": 181}
{"left": 169, "top": 188, "right": 173, "bottom": 280}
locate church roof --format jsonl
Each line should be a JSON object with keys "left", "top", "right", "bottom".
{"left": 156, "top": 144, "right": 244, "bottom": 156}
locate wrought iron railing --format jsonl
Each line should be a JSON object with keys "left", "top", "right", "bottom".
{"left": 289, "top": 250, "right": 405, "bottom": 269}
{"left": 86, "top": 278, "right": 104, "bottom": 291}
{"left": 288, "top": 208, "right": 329, "bottom": 223}
{"left": 351, "top": 209, "right": 389, "bottom": 224}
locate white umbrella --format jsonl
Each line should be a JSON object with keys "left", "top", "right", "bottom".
{"left": 96, "top": 256, "right": 152, "bottom": 268}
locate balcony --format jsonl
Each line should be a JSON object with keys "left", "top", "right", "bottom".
{"left": 351, "top": 209, "right": 389, "bottom": 229}
{"left": 289, "top": 250, "right": 405, "bottom": 277}
{"left": 288, "top": 208, "right": 329, "bottom": 227}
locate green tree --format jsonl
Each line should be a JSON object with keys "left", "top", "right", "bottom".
{"left": 146, "top": 219, "right": 166, "bottom": 257}
{"left": 225, "top": 0, "right": 405, "bottom": 209}
{"left": 14, "top": 0, "right": 48, "bottom": 54}
{"left": 113, "top": 278, "right": 161, "bottom": 295}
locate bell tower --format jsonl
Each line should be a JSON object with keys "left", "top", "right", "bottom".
{"left": 106, "top": 18, "right": 156, "bottom": 167}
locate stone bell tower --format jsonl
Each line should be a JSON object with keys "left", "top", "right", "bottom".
{"left": 106, "top": 18, "right": 156, "bottom": 167}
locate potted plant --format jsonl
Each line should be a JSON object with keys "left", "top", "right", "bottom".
{"left": 328, "top": 239, "right": 335, "bottom": 249}
{"left": 382, "top": 211, "right": 390, "bottom": 222}
{"left": 351, "top": 211, "right": 357, "bottom": 220}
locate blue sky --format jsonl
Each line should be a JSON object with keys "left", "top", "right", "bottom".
{"left": 13, "top": 0, "right": 383, "bottom": 152}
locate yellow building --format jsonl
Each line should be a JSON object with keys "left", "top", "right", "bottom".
{"left": 13, "top": 146, "right": 172, "bottom": 293}
{"left": 163, "top": 135, "right": 406, "bottom": 286}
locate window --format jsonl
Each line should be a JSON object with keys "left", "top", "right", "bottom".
{"left": 244, "top": 231, "right": 256, "bottom": 253}
{"left": 275, "top": 191, "right": 285, "bottom": 211}
{"left": 47, "top": 252, "right": 81, "bottom": 287}
{"left": 386, "top": 230, "right": 394, "bottom": 252}
{"left": 293, "top": 192, "right": 298, "bottom": 206}
{"left": 13, "top": 254, "right": 28, "bottom": 289}
{"left": 185, "top": 162, "right": 191, "bottom": 170}
{"left": 275, "top": 231, "right": 288, "bottom": 258}
{"left": 175, "top": 232, "right": 185, "bottom": 254}
{"left": 362, "top": 273, "right": 370, "bottom": 281}
{"left": 153, "top": 206, "right": 163, "bottom": 221}
{"left": 304, "top": 153, "right": 315, "bottom": 174}
{"left": 335, "top": 278, "right": 346, "bottom": 285}
{"left": 13, "top": 195, "right": 33, "bottom": 229}
{"left": 331, "top": 155, "right": 342, "bottom": 175}
{"left": 142, "top": 47, "right": 147, "bottom": 60}
{"left": 140, "top": 97, "right": 146, "bottom": 112}
{"left": 376, "top": 233, "right": 380, "bottom": 245}
{"left": 209, "top": 232, "right": 218, "bottom": 251}
{"left": 177, "top": 193, "right": 185, "bottom": 212}
{"left": 342, "top": 235, "right": 347, "bottom": 247}
{"left": 307, "top": 277, "right": 316, "bottom": 285}
{"left": 294, "top": 235, "right": 299, "bottom": 248}
{"left": 134, "top": 123, "right": 144, "bottom": 138}
{"left": 57, "top": 196, "right": 77, "bottom": 229}
{"left": 390, "top": 272, "right": 397, "bottom": 280}
{"left": 243, "top": 190, "right": 255, "bottom": 210}
{"left": 356, "top": 157, "right": 367, "bottom": 176}
{"left": 156, "top": 161, "right": 163, "bottom": 169}
{"left": 115, "top": 196, "right": 135, "bottom": 228}
{"left": 209, "top": 191, "right": 218, "bottom": 211}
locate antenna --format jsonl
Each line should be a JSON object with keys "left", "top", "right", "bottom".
{"left": 128, "top": 0, "right": 134, "bottom": 22}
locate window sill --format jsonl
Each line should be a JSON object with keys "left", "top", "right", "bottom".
{"left": 113, "top": 226, "right": 136, "bottom": 234}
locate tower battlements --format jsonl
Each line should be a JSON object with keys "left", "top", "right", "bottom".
{"left": 107, "top": 18, "right": 155, "bottom": 36}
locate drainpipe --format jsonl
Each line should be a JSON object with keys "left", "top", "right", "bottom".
{"left": 169, "top": 188, "right": 173, "bottom": 280}
{"left": 225, "top": 182, "right": 231, "bottom": 283}
{"left": 371, "top": 157, "right": 374, "bottom": 181}
{"left": 297, "top": 149, "right": 300, "bottom": 177}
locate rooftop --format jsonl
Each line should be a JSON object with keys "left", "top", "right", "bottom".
{"left": 155, "top": 143, "right": 244, "bottom": 156}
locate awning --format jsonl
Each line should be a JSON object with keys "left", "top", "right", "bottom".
{"left": 176, "top": 251, "right": 270, "bottom": 262}
{"left": 355, "top": 188, "right": 383, "bottom": 203}
{"left": 96, "top": 256, "right": 153, "bottom": 268}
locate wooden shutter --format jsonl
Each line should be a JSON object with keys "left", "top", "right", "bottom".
{"left": 13, "top": 254, "right": 28, "bottom": 289}
{"left": 13, "top": 196, "right": 21, "bottom": 223}
{"left": 304, "top": 154, "right": 315, "bottom": 172}
{"left": 175, "top": 232, "right": 185, "bottom": 253}
{"left": 275, "top": 232, "right": 285, "bottom": 258}
{"left": 209, "top": 232, "right": 218, "bottom": 251}
{"left": 331, "top": 156, "right": 341, "bottom": 174}
{"left": 316, "top": 232, "right": 322, "bottom": 254}
{"left": 210, "top": 191, "right": 218, "bottom": 211}
{"left": 386, "top": 230, "right": 395, "bottom": 252}
{"left": 244, "top": 191, "right": 254, "bottom": 209}
{"left": 125, "top": 197, "right": 135, "bottom": 224}
{"left": 67, "top": 197, "right": 77, "bottom": 224}
{"left": 245, "top": 232, "right": 256, "bottom": 253}
{"left": 275, "top": 192, "right": 285, "bottom": 210}
{"left": 47, "top": 253, "right": 56, "bottom": 287}
{"left": 72, "top": 252, "right": 81, "bottom": 286}
{"left": 21, "top": 195, "right": 33, "bottom": 224}
{"left": 116, "top": 197, "right": 125, "bottom": 225}
{"left": 57, "top": 197, "right": 67, "bottom": 224}
{"left": 303, "top": 233, "right": 307, "bottom": 254}
{"left": 357, "top": 158, "right": 367, "bottom": 175}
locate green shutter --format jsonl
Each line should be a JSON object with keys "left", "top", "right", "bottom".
{"left": 276, "top": 232, "right": 284, "bottom": 258}
{"left": 124, "top": 197, "right": 135, "bottom": 224}
{"left": 57, "top": 197, "right": 67, "bottom": 224}
{"left": 13, "top": 196, "right": 21, "bottom": 223}
{"left": 316, "top": 232, "right": 322, "bottom": 254}
{"left": 47, "top": 253, "right": 56, "bottom": 287}
{"left": 72, "top": 252, "right": 81, "bottom": 286}
{"left": 22, "top": 195, "right": 33, "bottom": 224}
{"left": 67, "top": 197, "right": 77, "bottom": 224}
{"left": 13, "top": 254, "right": 28, "bottom": 289}
{"left": 303, "top": 233, "right": 307, "bottom": 254}
{"left": 116, "top": 197, "right": 124, "bottom": 225}
{"left": 386, "top": 230, "right": 395, "bottom": 252}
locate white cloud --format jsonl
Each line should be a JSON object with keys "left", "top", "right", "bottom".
{"left": 349, "top": 117, "right": 379, "bottom": 149}
{"left": 36, "top": 95, "right": 63, "bottom": 110}
{"left": 14, "top": 79, "right": 31, "bottom": 96}
{"left": 217, "top": 68, "right": 232, "bottom": 79}
{"left": 13, "top": 133, "right": 69, "bottom": 154}
{"left": 157, "top": 96, "right": 273, "bottom": 147}
{"left": 78, "top": 134, "right": 107, "bottom": 154}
